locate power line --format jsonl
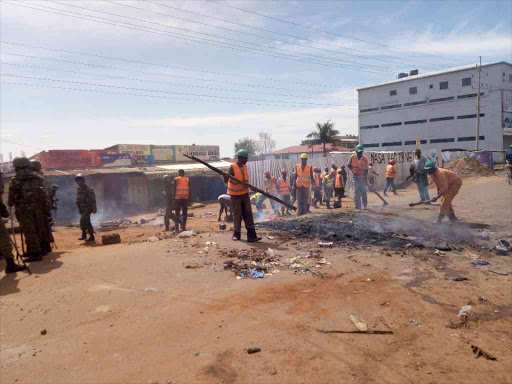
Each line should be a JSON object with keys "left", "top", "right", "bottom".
{"left": 106, "top": 0, "right": 444, "bottom": 71}
{"left": 2, "top": 51, "right": 353, "bottom": 94}
{"left": 1, "top": 61, "right": 347, "bottom": 100}
{"left": 144, "top": 0, "right": 450, "bottom": 69}
{"left": 2, "top": 1, "right": 391, "bottom": 75}
{"left": 0, "top": 42, "right": 349, "bottom": 90}
{"left": 207, "top": 0, "right": 466, "bottom": 64}
{"left": 50, "top": 0, "right": 392, "bottom": 72}
{"left": 0, "top": 138, "right": 46, "bottom": 151}
{"left": 1, "top": 74, "right": 351, "bottom": 107}
{"left": 2, "top": 81, "right": 356, "bottom": 109}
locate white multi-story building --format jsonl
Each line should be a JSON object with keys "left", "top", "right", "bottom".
{"left": 357, "top": 62, "right": 512, "bottom": 154}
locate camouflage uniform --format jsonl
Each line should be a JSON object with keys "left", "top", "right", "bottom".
{"left": 163, "top": 180, "right": 177, "bottom": 231}
{"left": 76, "top": 183, "right": 96, "bottom": 237}
{"left": 0, "top": 176, "right": 13, "bottom": 260}
{"left": 8, "top": 168, "right": 48, "bottom": 255}
{"left": 33, "top": 171, "right": 54, "bottom": 253}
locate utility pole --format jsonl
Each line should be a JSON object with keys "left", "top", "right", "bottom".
{"left": 475, "top": 56, "right": 482, "bottom": 151}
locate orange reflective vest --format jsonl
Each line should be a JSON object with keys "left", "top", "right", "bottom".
{"left": 386, "top": 164, "right": 397, "bottom": 178}
{"left": 313, "top": 173, "right": 321, "bottom": 188}
{"left": 279, "top": 178, "right": 290, "bottom": 196}
{"left": 335, "top": 174, "right": 344, "bottom": 188}
{"left": 296, "top": 164, "right": 311, "bottom": 188}
{"left": 175, "top": 176, "right": 190, "bottom": 200}
{"left": 265, "top": 177, "right": 276, "bottom": 194}
{"left": 350, "top": 154, "right": 368, "bottom": 176}
{"left": 227, "top": 164, "right": 249, "bottom": 196}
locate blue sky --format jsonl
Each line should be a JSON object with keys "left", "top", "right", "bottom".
{"left": 1, "top": 0, "right": 511, "bottom": 159}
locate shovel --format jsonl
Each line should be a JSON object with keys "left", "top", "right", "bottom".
{"left": 409, "top": 200, "right": 433, "bottom": 207}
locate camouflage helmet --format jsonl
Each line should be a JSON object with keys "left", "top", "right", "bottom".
{"left": 13, "top": 157, "right": 31, "bottom": 169}
{"left": 30, "top": 159, "right": 42, "bottom": 172}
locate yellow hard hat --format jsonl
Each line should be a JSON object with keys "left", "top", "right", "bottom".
{"left": 300, "top": 153, "right": 308, "bottom": 159}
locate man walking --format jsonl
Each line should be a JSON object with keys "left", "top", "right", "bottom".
{"left": 334, "top": 169, "right": 345, "bottom": 207}
{"left": 278, "top": 169, "right": 291, "bottom": 216}
{"left": 312, "top": 167, "right": 322, "bottom": 209}
{"left": 75, "top": 174, "right": 96, "bottom": 242}
{"left": 8, "top": 157, "right": 48, "bottom": 262}
{"left": 384, "top": 159, "right": 398, "bottom": 196}
{"left": 162, "top": 175, "right": 178, "bottom": 231}
{"left": 347, "top": 144, "right": 368, "bottom": 212}
{"left": 30, "top": 160, "right": 53, "bottom": 255}
{"left": 424, "top": 160, "right": 462, "bottom": 223}
{"left": 224, "top": 149, "right": 261, "bottom": 242}
{"left": 414, "top": 149, "right": 431, "bottom": 202}
{"left": 323, "top": 170, "right": 335, "bottom": 209}
{"left": 174, "top": 170, "right": 190, "bottom": 232}
{"left": 264, "top": 170, "right": 280, "bottom": 216}
{"left": 294, "top": 153, "right": 314, "bottom": 216}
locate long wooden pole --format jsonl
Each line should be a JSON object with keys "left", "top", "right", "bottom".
{"left": 183, "top": 154, "right": 297, "bottom": 210}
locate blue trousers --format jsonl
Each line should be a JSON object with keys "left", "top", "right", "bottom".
{"left": 418, "top": 184, "right": 430, "bottom": 201}
{"left": 353, "top": 177, "right": 367, "bottom": 209}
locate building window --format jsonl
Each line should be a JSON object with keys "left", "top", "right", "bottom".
{"left": 405, "top": 140, "right": 427, "bottom": 145}
{"left": 404, "top": 100, "right": 427, "bottom": 107}
{"left": 429, "top": 84, "right": 433, "bottom": 89}
{"left": 430, "top": 116, "right": 455, "bottom": 122}
{"left": 382, "top": 141, "right": 402, "bottom": 147}
{"left": 430, "top": 138, "right": 455, "bottom": 143}
{"left": 381, "top": 104, "right": 402, "bottom": 110}
{"left": 390, "top": 90, "right": 397, "bottom": 96}
{"left": 409, "top": 87, "right": 417, "bottom": 95}
{"left": 457, "top": 113, "right": 485, "bottom": 119}
{"left": 509, "top": 74, "right": 512, "bottom": 83}
{"left": 360, "top": 125, "right": 379, "bottom": 130}
{"left": 404, "top": 119, "right": 427, "bottom": 125}
{"left": 360, "top": 107, "right": 379, "bottom": 113}
{"left": 440, "top": 81, "right": 448, "bottom": 90}
{"left": 381, "top": 122, "right": 402, "bottom": 127}
{"left": 458, "top": 136, "right": 485, "bottom": 142}
{"left": 462, "top": 77, "right": 471, "bottom": 86}
{"left": 430, "top": 96, "right": 455, "bottom": 103}
{"left": 364, "top": 143, "right": 380, "bottom": 148}
{"left": 281, "top": 154, "right": 289, "bottom": 159}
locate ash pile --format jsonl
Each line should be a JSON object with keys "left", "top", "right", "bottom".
{"left": 257, "top": 213, "right": 490, "bottom": 250}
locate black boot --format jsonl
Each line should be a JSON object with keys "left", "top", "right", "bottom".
{"left": 5, "top": 258, "right": 27, "bottom": 273}
{"left": 78, "top": 230, "right": 87, "bottom": 240}
{"left": 448, "top": 213, "right": 458, "bottom": 222}
{"left": 232, "top": 232, "right": 241, "bottom": 241}
{"left": 25, "top": 252, "right": 42, "bottom": 262}
{"left": 86, "top": 234, "right": 96, "bottom": 242}
{"left": 247, "top": 229, "right": 262, "bottom": 243}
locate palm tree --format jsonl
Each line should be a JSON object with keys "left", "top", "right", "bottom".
{"left": 302, "top": 120, "right": 340, "bottom": 157}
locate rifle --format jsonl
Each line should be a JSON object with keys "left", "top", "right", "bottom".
{"left": 8, "top": 207, "right": 31, "bottom": 275}
{"left": 183, "top": 154, "right": 296, "bottom": 211}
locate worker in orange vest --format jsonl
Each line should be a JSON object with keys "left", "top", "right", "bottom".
{"left": 294, "top": 153, "right": 314, "bottom": 216}
{"left": 384, "top": 159, "right": 398, "bottom": 196}
{"left": 312, "top": 167, "right": 322, "bottom": 209}
{"left": 264, "top": 170, "right": 280, "bottom": 216}
{"left": 224, "top": 149, "right": 261, "bottom": 242}
{"left": 346, "top": 144, "right": 368, "bottom": 212}
{"left": 174, "top": 169, "right": 190, "bottom": 232}
{"left": 278, "top": 169, "right": 292, "bottom": 216}
{"left": 335, "top": 169, "right": 345, "bottom": 207}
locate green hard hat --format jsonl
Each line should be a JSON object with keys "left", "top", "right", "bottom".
{"left": 236, "top": 149, "right": 249, "bottom": 158}
{"left": 12, "top": 157, "right": 30, "bottom": 169}
{"left": 424, "top": 159, "right": 436, "bottom": 170}
{"left": 355, "top": 144, "right": 364, "bottom": 151}
{"left": 30, "top": 160, "right": 42, "bottom": 172}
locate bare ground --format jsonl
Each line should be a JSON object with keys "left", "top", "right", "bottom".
{"left": 1, "top": 175, "right": 511, "bottom": 384}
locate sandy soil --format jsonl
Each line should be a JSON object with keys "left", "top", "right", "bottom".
{"left": 1, "top": 175, "right": 511, "bottom": 384}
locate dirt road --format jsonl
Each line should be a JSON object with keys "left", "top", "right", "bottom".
{"left": 1, "top": 175, "right": 511, "bottom": 383}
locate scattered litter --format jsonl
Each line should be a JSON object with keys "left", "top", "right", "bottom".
{"left": 148, "top": 236, "right": 160, "bottom": 242}
{"left": 495, "top": 240, "right": 510, "bottom": 255}
{"left": 478, "top": 232, "right": 490, "bottom": 240}
{"left": 365, "top": 278, "right": 374, "bottom": 282}
{"left": 472, "top": 260, "right": 490, "bottom": 266}
{"left": 247, "top": 347, "right": 261, "bottom": 354}
{"left": 302, "top": 290, "right": 314, "bottom": 293}
{"left": 317, "top": 329, "right": 393, "bottom": 335}
{"left": 434, "top": 249, "right": 445, "bottom": 256}
{"left": 102, "top": 233, "right": 121, "bottom": 245}
{"left": 318, "top": 242, "right": 333, "bottom": 248}
{"left": 452, "top": 277, "right": 469, "bottom": 282}
{"left": 219, "top": 224, "right": 226, "bottom": 230}
{"left": 177, "top": 231, "right": 196, "bottom": 238}
{"left": 479, "top": 296, "right": 487, "bottom": 302}
{"left": 236, "top": 276, "right": 243, "bottom": 280}
{"left": 266, "top": 248, "right": 275, "bottom": 258}
{"left": 40, "top": 329, "right": 47, "bottom": 335}
{"left": 267, "top": 236, "right": 276, "bottom": 240}
{"left": 144, "top": 287, "right": 160, "bottom": 293}
{"left": 489, "top": 270, "right": 509, "bottom": 276}
{"left": 249, "top": 268, "right": 264, "bottom": 279}
{"left": 190, "top": 203, "right": 205, "bottom": 209}
{"left": 271, "top": 269, "right": 280, "bottom": 274}
{"left": 471, "top": 345, "right": 497, "bottom": 361}
{"left": 459, "top": 305, "right": 473, "bottom": 319}
{"left": 139, "top": 218, "right": 148, "bottom": 224}
{"left": 380, "top": 301, "right": 390, "bottom": 306}
{"left": 405, "top": 243, "right": 413, "bottom": 248}
{"left": 409, "top": 317, "right": 421, "bottom": 327}
{"left": 201, "top": 212, "right": 214, "bottom": 218}
{"left": 349, "top": 314, "right": 368, "bottom": 332}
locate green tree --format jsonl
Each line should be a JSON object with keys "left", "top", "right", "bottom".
{"left": 234, "top": 137, "right": 258, "bottom": 157}
{"left": 301, "top": 120, "right": 340, "bottom": 157}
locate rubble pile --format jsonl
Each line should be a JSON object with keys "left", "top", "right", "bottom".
{"left": 222, "top": 248, "right": 280, "bottom": 276}
{"left": 445, "top": 156, "right": 495, "bottom": 179}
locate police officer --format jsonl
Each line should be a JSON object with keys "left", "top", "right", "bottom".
{"left": 75, "top": 174, "right": 96, "bottom": 242}
{"left": 30, "top": 160, "right": 53, "bottom": 254}
{"left": 8, "top": 157, "right": 48, "bottom": 262}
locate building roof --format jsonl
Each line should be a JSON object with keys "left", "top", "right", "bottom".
{"left": 270, "top": 143, "right": 350, "bottom": 155}
{"left": 357, "top": 61, "right": 511, "bottom": 91}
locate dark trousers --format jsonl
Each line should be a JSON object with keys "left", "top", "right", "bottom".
{"left": 79, "top": 209, "right": 94, "bottom": 236}
{"left": 312, "top": 188, "right": 321, "bottom": 206}
{"left": 353, "top": 177, "right": 368, "bottom": 210}
{"left": 231, "top": 194, "right": 255, "bottom": 235}
{"left": 174, "top": 199, "right": 188, "bottom": 229}
{"left": 164, "top": 205, "right": 177, "bottom": 229}
{"left": 296, "top": 187, "right": 309, "bottom": 215}
{"left": 384, "top": 178, "right": 396, "bottom": 194}
{"left": 280, "top": 194, "right": 291, "bottom": 214}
